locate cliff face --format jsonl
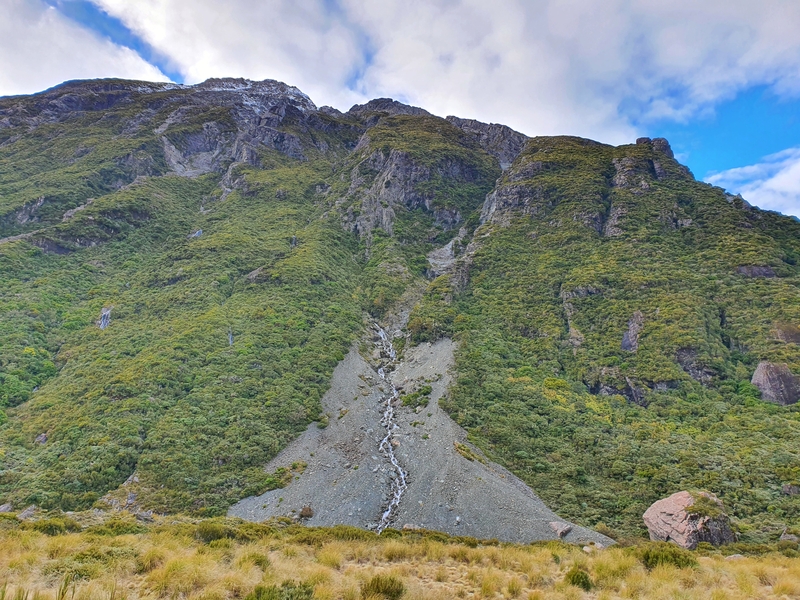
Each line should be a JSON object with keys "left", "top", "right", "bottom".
{"left": 0, "top": 78, "right": 798, "bottom": 541}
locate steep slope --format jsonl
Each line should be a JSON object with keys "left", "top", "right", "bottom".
{"left": 0, "top": 79, "right": 502, "bottom": 516}
{"left": 412, "top": 136, "right": 800, "bottom": 540}
{"left": 0, "top": 79, "right": 798, "bottom": 545}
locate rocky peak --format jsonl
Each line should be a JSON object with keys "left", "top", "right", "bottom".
{"left": 636, "top": 136, "right": 675, "bottom": 158}
{"left": 347, "top": 98, "right": 431, "bottom": 118}
{"left": 446, "top": 116, "right": 528, "bottom": 170}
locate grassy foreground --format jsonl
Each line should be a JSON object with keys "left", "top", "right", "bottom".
{"left": 1, "top": 514, "right": 800, "bottom": 599}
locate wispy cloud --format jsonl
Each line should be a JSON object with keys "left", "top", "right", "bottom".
{"left": 0, "top": 0, "right": 167, "bottom": 97}
{"left": 706, "top": 148, "right": 800, "bottom": 217}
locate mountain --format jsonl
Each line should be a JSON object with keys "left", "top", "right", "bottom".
{"left": 0, "top": 78, "right": 798, "bottom": 542}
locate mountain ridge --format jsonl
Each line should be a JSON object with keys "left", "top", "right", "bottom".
{"left": 0, "top": 77, "right": 798, "bottom": 543}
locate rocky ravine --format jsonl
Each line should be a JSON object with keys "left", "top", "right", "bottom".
{"left": 229, "top": 328, "right": 611, "bottom": 546}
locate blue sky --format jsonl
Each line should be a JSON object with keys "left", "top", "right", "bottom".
{"left": 3, "top": 0, "right": 800, "bottom": 216}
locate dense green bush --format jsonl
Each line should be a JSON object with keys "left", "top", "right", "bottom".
{"left": 361, "top": 574, "right": 405, "bottom": 599}
{"left": 245, "top": 582, "right": 314, "bottom": 600}
{"left": 634, "top": 542, "right": 698, "bottom": 570}
{"left": 564, "top": 566, "right": 593, "bottom": 590}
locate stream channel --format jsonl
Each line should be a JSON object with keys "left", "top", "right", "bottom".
{"left": 374, "top": 324, "right": 408, "bottom": 533}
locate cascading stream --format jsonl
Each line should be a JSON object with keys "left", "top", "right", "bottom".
{"left": 374, "top": 324, "right": 407, "bottom": 533}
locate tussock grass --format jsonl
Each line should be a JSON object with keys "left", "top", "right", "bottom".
{"left": 0, "top": 517, "right": 799, "bottom": 599}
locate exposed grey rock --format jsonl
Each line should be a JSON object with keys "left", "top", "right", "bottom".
{"left": 652, "top": 138, "right": 674, "bottom": 158}
{"left": 230, "top": 339, "right": 612, "bottom": 546}
{"left": 34, "top": 433, "right": 47, "bottom": 445}
{"left": 780, "top": 530, "right": 800, "bottom": 543}
{"left": 751, "top": 361, "right": 800, "bottom": 406}
{"left": 737, "top": 265, "right": 776, "bottom": 278}
{"left": 17, "top": 505, "right": 36, "bottom": 520}
{"left": 0, "top": 503, "right": 12, "bottom": 513}
{"left": 603, "top": 204, "right": 626, "bottom": 237}
{"left": 783, "top": 484, "right": 800, "bottom": 496}
{"left": 549, "top": 522, "right": 573, "bottom": 538}
{"left": 773, "top": 323, "right": 800, "bottom": 344}
{"left": 343, "top": 147, "right": 480, "bottom": 238}
{"left": 347, "top": 98, "right": 431, "bottom": 118}
{"left": 637, "top": 136, "right": 675, "bottom": 158}
{"left": 446, "top": 116, "right": 528, "bottom": 170}
{"left": 612, "top": 157, "right": 651, "bottom": 191}
{"left": 676, "top": 348, "right": 715, "bottom": 385}
{"left": 643, "top": 491, "right": 735, "bottom": 549}
{"left": 621, "top": 311, "right": 644, "bottom": 352}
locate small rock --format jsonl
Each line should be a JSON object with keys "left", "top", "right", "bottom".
{"left": 783, "top": 484, "right": 800, "bottom": 496}
{"left": 0, "top": 503, "right": 12, "bottom": 513}
{"left": 135, "top": 510, "right": 154, "bottom": 522}
{"left": 549, "top": 521, "right": 573, "bottom": 538}
{"left": 34, "top": 433, "right": 47, "bottom": 445}
{"left": 17, "top": 505, "right": 36, "bottom": 520}
{"left": 780, "top": 530, "right": 800, "bottom": 543}
{"left": 402, "top": 524, "right": 420, "bottom": 531}
{"left": 737, "top": 265, "right": 776, "bottom": 278}
{"left": 725, "top": 554, "right": 745, "bottom": 561}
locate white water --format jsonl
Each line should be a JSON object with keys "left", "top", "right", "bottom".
{"left": 374, "top": 324, "right": 407, "bottom": 533}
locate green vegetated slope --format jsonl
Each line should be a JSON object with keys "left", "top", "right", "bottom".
{"left": 0, "top": 80, "right": 799, "bottom": 541}
{"left": 414, "top": 136, "right": 800, "bottom": 541}
{"left": 0, "top": 81, "right": 496, "bottom": 515}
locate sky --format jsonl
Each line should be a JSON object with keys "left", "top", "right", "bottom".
{"left": 2, "top": 0, "right": 800, "bottom": 217}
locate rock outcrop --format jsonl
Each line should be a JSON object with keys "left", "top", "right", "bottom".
{"left": 348, "top": 98, "right": 431, "bottom": 119}
{"left": 737, "top": 265, "right": 777, "bottom": 278}
{"left": 621, "top": 311, "right": 644, "bottom": 352}
{"left": 446, "top": 116, "right": 528, "bottom": 170}
{"left": 751, "top": 361, "right": 800, "bottom": 405}
{"left": 643, "top": 491, "right": 735, "bottom": 549}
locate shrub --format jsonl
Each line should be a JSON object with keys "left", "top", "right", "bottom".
{"left": 245, "top": 581, "right": 314, "bottom": 600}
{"left": 87, "top": 516, "right": 146, "bottom": 536}
{"left": 196, "top": 520, "right": 235, "bottom": 543}
{"left": 633, "top": 542, "right": 698, "bottom": 570}
{"left": 361, "top": 574, "right": 405, "bottom": 599}
{"left": 25, "top": 517, "right": 81, "bottom": 536}
{"left": 564, "top": 567, "right": 592, "bottom": 591}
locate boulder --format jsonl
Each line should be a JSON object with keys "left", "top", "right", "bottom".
{"left": 780, "top": 530, "right": 800, "bottom": 544}
{"left": 774, "top": 322, "right": 800, "bottom": 344}
{"left": 17, "top": 505, "right": 36, "bottom": 520}
{"left": 643, "top": 491, "right": 735, "bottom": 550}
{"left": 0, "top": 503, "right": 12, "bottom": 513}
{"left": 549, "top": 521, "right": 573, "bottom": 538}
{"left": 751, "top": 362, "right": 800, "bottom": 406}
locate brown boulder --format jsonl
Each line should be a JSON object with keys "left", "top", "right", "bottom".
{"left": 643, "top": 491, "right": 735, "bottom": 550}
{"left": 751, "top": 362, "right": 800, "bottom": 406}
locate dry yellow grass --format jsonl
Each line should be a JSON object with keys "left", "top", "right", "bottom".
{"left": 0, "top": 515, "right": 799, "bottom": 600}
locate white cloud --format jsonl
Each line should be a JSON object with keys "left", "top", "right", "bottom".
{"left": 4, "top": 0, "right": 800, "bottom": 146}
{"left": 706, "top": 148, "right": 800, "bottom": 218}
{"left": 0, "top": 0, "right": 167, "bottom": 97}
{"left": 79, "top": 0, "right": 800, "bottom": 144}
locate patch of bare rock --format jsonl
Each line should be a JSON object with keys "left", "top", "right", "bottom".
{"left": 643, "top": 491, "right": 735, "bottom": 550}
{"left": 751, "top": 361, "right": 800, "bottom": 406}
{"left": 229, "top": 334, "right": 611, "bottom": 546}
